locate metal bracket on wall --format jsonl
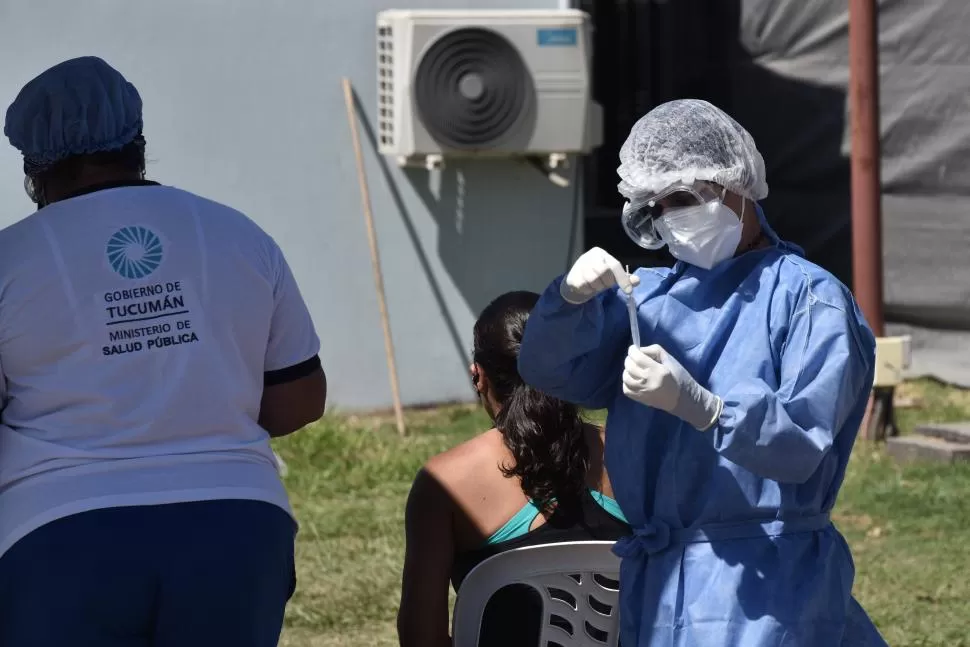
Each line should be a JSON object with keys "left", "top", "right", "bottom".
{"left": 394, "top": 152, "right": 573, "bottom": 188}
{"left": 525, "top": 153, "right": 571, "bottom": 188}
{"left": 396, "top": 154, "right": 444, "bottom": 171}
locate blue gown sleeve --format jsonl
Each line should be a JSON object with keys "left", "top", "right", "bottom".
{"left": 518, "top": 275, "right": 631, "bottom": 410}
{"left": 712, "top": 295, "right": 877, "bottom": 484}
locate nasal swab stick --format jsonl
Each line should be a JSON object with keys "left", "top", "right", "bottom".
{"left": 625, "top": 265, "right": 641, "bottom": 347}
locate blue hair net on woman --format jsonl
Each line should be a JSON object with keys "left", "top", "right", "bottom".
{"left": 4, "top": 56, "right": 143, "bottom": 172}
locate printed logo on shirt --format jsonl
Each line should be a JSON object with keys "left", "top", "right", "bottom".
{"left": 106, "top": 226, "right": 164, "bottom": 279}
{"left": 98, "top": 281, "right": 202, "bottom": 357}
{"left": 96, "top": 226, "right": 203, "bottom": 357}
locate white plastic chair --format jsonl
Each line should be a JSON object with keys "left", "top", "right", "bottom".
{"left": 452, "top": 541, "right": 621, "bottom": 647}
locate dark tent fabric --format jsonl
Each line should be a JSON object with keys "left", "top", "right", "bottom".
{"left": 734, "top": 0, "right": 970, "bottom": 386}
{"left": 582, "top": 0, "right": 970, "bottom": 386}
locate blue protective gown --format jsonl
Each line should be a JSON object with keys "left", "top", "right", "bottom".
{"left": 518, "top": 212, "right": 887, "bottom": 646}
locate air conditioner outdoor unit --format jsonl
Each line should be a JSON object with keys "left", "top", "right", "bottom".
{"left": 375, "top": 9, "right": 602, "bottom": 170}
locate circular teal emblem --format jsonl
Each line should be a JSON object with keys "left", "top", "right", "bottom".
{"left": 106, "top": 226, "right": 164, "bottom": 279}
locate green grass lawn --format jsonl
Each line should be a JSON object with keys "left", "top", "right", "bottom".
{"left": 273, "top": 381, "right": 970, "bottom": 646}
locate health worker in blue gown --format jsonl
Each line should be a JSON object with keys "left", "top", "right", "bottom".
{"left": 517, "top": 99, "right": 888, "bottom": 646}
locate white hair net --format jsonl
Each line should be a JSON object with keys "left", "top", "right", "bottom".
{"left": 617, "top": 99, "right": 768, "bottom": 202}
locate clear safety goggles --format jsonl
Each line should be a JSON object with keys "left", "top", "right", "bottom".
{"left": 621, "top": 182, "right": 724, "bottom": 250}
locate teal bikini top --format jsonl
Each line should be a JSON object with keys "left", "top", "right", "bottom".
{"left": 486, "top": 489, "right": 628, "bottom": 545}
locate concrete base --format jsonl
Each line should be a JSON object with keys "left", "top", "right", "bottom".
{"left": 914, "top": 422, "right": 970, "bottom": 445}
{"left": 885, "top": 436, "right": 970, "bottom": 465}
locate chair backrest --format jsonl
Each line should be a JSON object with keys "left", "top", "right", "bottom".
{"left": 452, "top": 541, "right": 621, "bottom": 647}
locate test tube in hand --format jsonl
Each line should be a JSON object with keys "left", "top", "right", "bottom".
{"left": 625, "top": 265, "right": 641, "bottom": 347}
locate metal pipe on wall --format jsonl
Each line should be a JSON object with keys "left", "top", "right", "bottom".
{"left": 848, "top": 0, "right": 884, "bottom": 337}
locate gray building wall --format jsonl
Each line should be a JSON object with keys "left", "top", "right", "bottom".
{"left": 0, "top": 0, "right": 583, "bottom": 410}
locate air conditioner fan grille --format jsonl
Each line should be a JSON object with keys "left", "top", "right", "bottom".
{"left": 414, "top": 27, "right": 533, "bottom": 150}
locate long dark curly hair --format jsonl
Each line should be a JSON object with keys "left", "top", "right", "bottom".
{"left": 473, "top": 291, "right": 590, "bottom": 514}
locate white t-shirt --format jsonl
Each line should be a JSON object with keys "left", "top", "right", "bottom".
{"left": 0, "top": 182, "right": 321, "bottom": 559}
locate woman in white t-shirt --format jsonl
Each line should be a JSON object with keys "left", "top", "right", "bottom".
{"left": 0, "top": 56, "right": 327, "bottom": 647}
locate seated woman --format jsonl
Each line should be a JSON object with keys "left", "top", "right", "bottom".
{"left": 398, "top": 291, "right": 631, "bottom": 647}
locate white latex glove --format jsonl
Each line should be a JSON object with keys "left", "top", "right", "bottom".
{"left": 560, "top": 247, "right": 641, "bottom": 305}
{"left": 622, "top": 344, "right": 723, "bottom": 431}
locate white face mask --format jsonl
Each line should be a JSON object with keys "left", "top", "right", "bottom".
{"left": 655, "top": 199, "right": 744, "bottom": 270}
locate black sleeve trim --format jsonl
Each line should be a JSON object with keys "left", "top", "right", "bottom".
{"left": 264, "top": 355, "right": 322, "bottom": 387}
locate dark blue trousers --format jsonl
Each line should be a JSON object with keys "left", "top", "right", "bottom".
{"left": 0, "top": 499, "right": 296, "bottom": 647}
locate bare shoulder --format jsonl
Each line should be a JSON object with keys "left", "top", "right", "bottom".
{"left": 406, "top": 430, "right": 507, "bottom": 539}
{"left": 423, "top": 429, "right": 506, "bottom": 491}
